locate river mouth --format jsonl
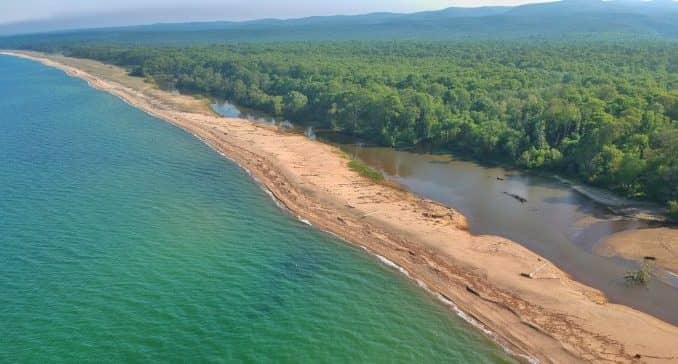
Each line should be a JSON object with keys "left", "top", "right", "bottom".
{"left": 212, "top": 99, "right": 678, "bottom": 324}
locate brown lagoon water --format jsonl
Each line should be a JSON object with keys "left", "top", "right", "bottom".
{"left": 213, "top": 100, "right": 678, "bottom": 325}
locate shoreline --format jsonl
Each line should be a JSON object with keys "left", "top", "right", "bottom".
{"left": 552, "top": 176, "right": 668, "bottom": 222}
{"left": 4, "top": 51, "right": 678, "bottom": 363}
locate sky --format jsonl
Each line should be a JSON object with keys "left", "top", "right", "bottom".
{"left": 0, "top": 0, "right": 558, "bottom": 25}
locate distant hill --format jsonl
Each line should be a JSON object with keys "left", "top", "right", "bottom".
{"left": 1, "top": 0, "right": 677, "bottom": 46}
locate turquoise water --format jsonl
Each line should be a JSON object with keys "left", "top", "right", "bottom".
{"left": 0, "top": 55, "right": 513, "bottom": 363}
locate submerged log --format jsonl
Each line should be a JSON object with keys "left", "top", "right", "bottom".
{"left": 503, "top": 192, "right": 527, "bottom": 203}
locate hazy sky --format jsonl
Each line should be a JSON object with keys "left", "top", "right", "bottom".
{"left": 0, "top": 0, "right": 558, "bottom": 24}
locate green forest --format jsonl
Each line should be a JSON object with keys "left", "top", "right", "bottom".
{"left": 40, "top": 41, "right": 678, "bottom": 212}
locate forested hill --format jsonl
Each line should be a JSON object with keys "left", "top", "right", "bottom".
{"left": 1, "top": 0, "right": 677, "bottom": 44}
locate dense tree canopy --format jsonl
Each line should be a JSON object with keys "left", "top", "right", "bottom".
{"left": 46, "top": 41, "right": 677, "bottom": 207}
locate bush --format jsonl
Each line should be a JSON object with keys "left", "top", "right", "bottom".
{"left": 625, "top": 260, "right": 653, "bottom": 286}
{"left": 668, "top": 201, "right": 678, "bottom": 222}
{"left": 129, "top": 66, "right": 144, "bottom": 77}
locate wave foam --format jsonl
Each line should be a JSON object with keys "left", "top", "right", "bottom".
{"left": 297, "top": 217, "right": 312, "bottom": 226}
{"left": 362, "top": 245, "right": 540, "bottom": 364}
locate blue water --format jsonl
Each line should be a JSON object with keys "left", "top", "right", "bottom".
{"left": 0, "top": 55, "right": 514, "bottom": 362}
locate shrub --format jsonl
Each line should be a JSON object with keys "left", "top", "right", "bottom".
{"left": 668, "top": 201, "right": 678, "bottom": 222}
{"left": 625, "top": 259, "right": 653, "bottom": 286}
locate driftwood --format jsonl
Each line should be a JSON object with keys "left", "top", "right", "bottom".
{"left": 361, "top": 210, "right": 380, "bottom": 218}
{"left": 521, "top": 262, "right": 548, "bottom": 279}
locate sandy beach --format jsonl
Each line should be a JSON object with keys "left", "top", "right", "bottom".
{"left": 4, "top": 50, "right": 677, "bottom": 363}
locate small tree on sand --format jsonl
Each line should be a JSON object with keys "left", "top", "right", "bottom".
{"left": 625, "top": 259, "right": 654, "bottom": 286}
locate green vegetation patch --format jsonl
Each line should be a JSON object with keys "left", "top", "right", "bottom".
{"left": 348, "top": 159, "right": 384, "bottom": 182}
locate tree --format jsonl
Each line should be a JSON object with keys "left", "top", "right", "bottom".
{"left": 284, "top": 91, "right": 308, "bottom": 115}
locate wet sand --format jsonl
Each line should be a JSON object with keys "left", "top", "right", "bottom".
{"left": 553, "top": 176, "right": 667, "bottom": 222}
{"left": 4, "top": 50, "right": 678, "bottom": 363}
{"left": 598, "top": 228, "right": 678, "bottom": 274}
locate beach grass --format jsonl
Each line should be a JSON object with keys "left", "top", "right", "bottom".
{"left": 348, "top": 159, "right": 384, "bottom": 182}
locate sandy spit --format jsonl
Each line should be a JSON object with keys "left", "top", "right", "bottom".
{"left": 4, "top": 50, "right": 677, "bottom": 364}
{"left": 598, "top": 228, "right": 678, "bottom": 275}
